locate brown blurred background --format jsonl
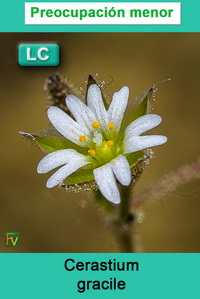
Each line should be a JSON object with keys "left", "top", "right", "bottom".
{"left": 0, "top": 33, "right": 200, "bottom": 253}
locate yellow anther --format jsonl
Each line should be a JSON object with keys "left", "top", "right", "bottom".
{"left": 92, "top": 121, "right": 100, "bottom": 129}
{"left": 88, "top": 149, "right": 96, "bottom": 156}
{"left": 78, "top": 135, "right": 86, "bottom": 142}
{"left": 108, "top": 123, "right": 116, "bottom": 130}
{"left": 107, "top": 140, "right": 114, "bottom": 147}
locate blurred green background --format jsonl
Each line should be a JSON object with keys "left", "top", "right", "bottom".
{"left": 0, "top": 33, "right": 200, "bottom": 252}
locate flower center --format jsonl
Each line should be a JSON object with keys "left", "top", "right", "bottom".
{"left": 92, "top": 121, "right": 100, "bottom": 129}
{"left": 95, "top": 141, "right": 115, "bottom": 163}
{"left": 108, "top": 123, "right": 115, "bottom": 130}
{"left": 78, "top": 135, "right": 86, "bottom": 142}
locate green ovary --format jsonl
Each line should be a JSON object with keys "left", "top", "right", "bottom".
{"left": 95, "top": 141, "right": 117, "bottom": 164}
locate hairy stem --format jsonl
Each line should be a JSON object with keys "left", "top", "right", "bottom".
{"left": 110, "top": 184, "right": 138, "bottom": 253}
{"left": 132, "top": 159, "right": 200, "bottom": 208}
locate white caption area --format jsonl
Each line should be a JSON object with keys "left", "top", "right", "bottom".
{"left": 25, "top": 2, "right": 181, "bottom": 25}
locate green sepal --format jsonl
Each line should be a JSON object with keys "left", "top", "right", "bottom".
{"left": 120, "top": 84, "right": 155, "bottom": 133}
{"left": 63, "top": 168, "right": 95, "bottom": 185}
{"left": 34, "top": 136, "right": 78, "bottom": 153}
{"left": 62, "top": 160, "right": 99, "bottom": 184}
{"left": 19, "top": 128, "right": 87, "bottom": 155}
{"left": 126, "top": 151, "right": 146, "bottom": 167}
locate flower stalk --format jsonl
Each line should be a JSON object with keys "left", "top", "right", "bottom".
{"left": 112, "top": 184, "right": 136, "bottom": 252}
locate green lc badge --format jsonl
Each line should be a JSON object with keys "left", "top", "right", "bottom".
{"left": 18, "top": 44, "right": 60, "bottom": 66}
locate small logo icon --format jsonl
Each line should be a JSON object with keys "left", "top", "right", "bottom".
{"left": 5, "top": 232, "right": 20, "bottom": 247}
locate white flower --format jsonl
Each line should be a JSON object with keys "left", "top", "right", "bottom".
{"left": 37, "top": 84, "right": 167, "bottom": 204}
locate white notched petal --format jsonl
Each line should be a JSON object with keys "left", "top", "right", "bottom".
{"left": 87, "top": 84, "right": 108, "bottom": 130}
{"left": 66, "top": 95, "right": 96, "bottom": 129}
{"left": 124, "top": 135, "right": 168, "bottom": 154}
{"left": 93, "top": 164, "right": 121, "bottom": 204}
{"left": 47, "top": 106, "right": 89, "bottom": 147}
{"left": 46, "top": 159, "right": 90, "bottom": 188}
{"left": 110, "top": 155, "right": 131, "bottom": 186}
{"left": 37, "top": 149, "right": 87, "bottom": 174}
{"left": 124, "top": 114, "right": 163, "bottom": 140}
{"left": 107, "top": 86, "right": 129, "bottom": 132}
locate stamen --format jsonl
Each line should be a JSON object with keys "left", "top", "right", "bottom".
{"left": 92, "top": 121, "right": 100, "bottom": 128}
{"left": 88, "top": 149, "right": 96, "bottom": 156}
{"left": 108, "top": 123, "right": 115, "bottom": 130}
{"left": 107, "top": 140, "right": 114, "bottom": 147}
{"left": 78, "top": 135, "right": 86, "bottom": 142}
